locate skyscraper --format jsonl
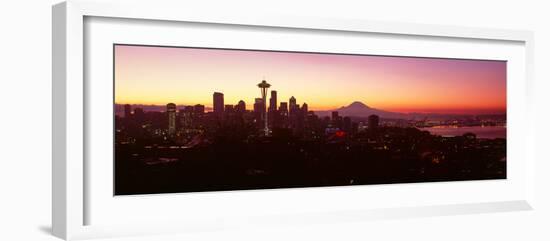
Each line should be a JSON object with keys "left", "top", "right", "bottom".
{"left": 254, "top": 98, "right": 264, "bottom": 123}
{"left": 288, "top": 97, "right": 301, "bottom": 130}
{"left": 289, "top": 96, "right": 297, "bottom": 110}
{"left": 279, "top": 102, "right": 289, "bottom": 127}
{"left": 213, "top": 92, "right": 224, "bottom": 115}
{"left": 166, "top": 103, "right": 177, "bottom": 136}
{"left": 180, "top": 106, "right": 194, "bottom": 129}
{"left": 331, "top": 111, "right": 341, "bottom": 128}
{"left": 331, "top": 111, "right": 339, "bottom": 121}
{"left": 301, "top": 103, "right": 308, "bottom": 114}
{"left": 343, "top": 116, "right": 352, "bottom": 132}
{"left": 224, "top": 104, "right": 235, "bottom": 113}
{"left": 193, "top": 104, "right": 205, "bottom": 128}
{"left": 368, "top": 114, "right": 380, "bottom": 129}
{"left": 269, "top": 90, "right": 277, "bottom": 112}
{"left": 279, "top": 102, "right": 288, "bottom": 117}
{"left": 235, "top": 100, "right": 246, "bottom": 113}
{"left": 194, "top": 104, "right": 205, "bottom": 116}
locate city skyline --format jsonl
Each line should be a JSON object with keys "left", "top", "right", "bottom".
{"left": 115, "top": 44, "right": 506, "bottom": 115}
{"left": 114, "top": 44, "right": 507, "bottom": 195}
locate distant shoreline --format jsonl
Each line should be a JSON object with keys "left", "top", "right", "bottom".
{"left": 419, "top": 126, "right": 506, "bottom": 139}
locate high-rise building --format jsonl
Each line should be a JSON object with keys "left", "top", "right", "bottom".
{"left": 331, "top": 111, "right": 339, "bottom": 121}
{"left": 269, "top": 90, "right": 277, "bottom": 112}
{"left": 166, "top": 103, "right": 177, "bottom": 135}
{"left": 343, "top": 116, "right": 352, "bottom": 132}
{"left": 235, "top": 100, "right": 246, "bottom": 113}
{"left": 279, "top": 102, "right": 288, "bottom": 117}
{"left": 194, "top": 104, "right": 205, "bottom": 116}
{"left": 254, "top": 98, "right": 265, "bottom": 112}
{"left": 306, "top": 111, "right": 317, "bottom": 126}
{"left": 180, "top": 106, "right": 194, "bottom": 129}
{"left": 254, "top": 98, "right": 264, "bottom": 123}
{"left": 352, "top": 122, "right": 359, "bottom": 134}
{"left": 289, "top": 96, "right": 297, "bottom": 110}
{"left": 288, "top": 97, "right": 302, "bottom": 131}
{"left": 213, "top": 92, "right": 224, "bottom": 115}
{"left": 368, "top": 114, "right": 380, "bottom": 129}
{"left": 193, "top": 104, "right": 205, "bottom": 128}
{"left": 300, "top": 103, "right": 309, "bottom": 128}
{"left": 224, "top": 104, "right": 235, "bottom": 113}
{"left": 124, "top": 104, "right": 132, "bottom": 118}
{"left": 331, "top": 111, "right": 342, "bottom": 128}
{"left": 301, "top": 103, "right": 308, "bottom": 114}
{"left": 268, "top": 93, "right": 279, "bottom": 128}
{"left": 279, "top": 102, "right": 289, "bottom": 127}
{"left": 289, "top": 96, "right": 300, "bottom": 119}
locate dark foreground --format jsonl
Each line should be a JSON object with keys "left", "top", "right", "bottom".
{"left": 115, "top": 127, "right": 506, "bottom": 195}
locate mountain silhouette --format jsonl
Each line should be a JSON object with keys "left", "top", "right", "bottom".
{"left": 345, "top": 101, "right": 370, "bottom": 109}
{"left": 332, "top": 101, "right": 405, "bottom": 119}
{"left": 316, "top": 101, "right": 498, "bottom": 119}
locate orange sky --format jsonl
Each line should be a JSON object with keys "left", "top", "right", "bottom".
{"left": 114, "top": 44, "right": 506, "bottom": 114}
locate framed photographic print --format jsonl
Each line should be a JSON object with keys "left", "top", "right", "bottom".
{"left": 53, "top": 0, "right": 535, "bottom": 240}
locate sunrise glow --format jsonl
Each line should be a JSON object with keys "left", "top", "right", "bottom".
{"left": 114, "top": 44, "right": 506, "bottom": 114}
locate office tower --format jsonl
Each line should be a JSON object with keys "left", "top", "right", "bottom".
{"left": 192, "top": 104, "right": 205, "bottom": 128}
{"left": 289, "top": 96, "right": 298, "bottom": 116}
{"left": 254, "top": 98, "right": 264, "bottom": 123}
{"left": 289, "top": 96, "right": 297, "bottom": 110}
{"left": 269, "top": 90, "right": 277, "bottom": 112}
{"left": 166, "top": 103, "right": 177, "bottom": 136}
{"left": 301, "top": 103, "right": 308, "bottom": 114}
{"left": 235, "top": 100, "right": 246, "bottom": 113}
{"left": 306, "top": 111, "right": 317, "bottom": 126}
{"left": 331, "top": 111, "right": 342, "bottom": 128}
{"left": 343, "top": 116, "right": 352, "bottom": 132}
{"left": 323, "top": 116, "right": 331, "bottom": 125}
{"left": 268, "top": 93, "right": 279, "bottom": 128}
{"left": 180, "top": 106, "right": 194, "bottom": 129}
{"left": 368, "top": 114, "right": 380, "bottom": 129}
{"left": 194, "top": 104, "right": 205, "bottom": 116}
{"left": 224, "top": 104, "right": 235, "bottom": 113}
{"left": 224, "top": 104, "right": 236, "bottom": 125}
{"left": 288, "top": 97, "right": 302, "bottom": 131}
{"left": 278, "top": 102, "right": 289, "bottom": 127}
{"left": 352, "top": 122, "right": 359, "bottom": 134}
{"left": 213, "top": 92, "right": 224, "bottom": 115}
{"left": 331, "top": 111, "right": 339, "bottom": 121}
{"left": 124, "top": 104, "right": 132, "bottom": 118}
{"left": 257, "top": 79, "right": 271, "bottom": 136}
{"left": 279, "top": 102, "right": 288, "bottom": 117}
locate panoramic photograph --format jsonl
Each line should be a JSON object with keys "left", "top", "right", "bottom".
{"left": 114, "top": 44, "right": 507, "bottom": 195}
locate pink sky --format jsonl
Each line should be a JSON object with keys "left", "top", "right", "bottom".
{"left": 114, "top": 44, "right": 506, "bottom": 114}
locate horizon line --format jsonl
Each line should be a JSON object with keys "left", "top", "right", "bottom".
{"left": 114, "top": 102, "right": 506, "bottom": 116}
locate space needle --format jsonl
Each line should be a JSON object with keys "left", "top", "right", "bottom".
{"left": 257, "top": 79, "right": 271, "bottom": 136}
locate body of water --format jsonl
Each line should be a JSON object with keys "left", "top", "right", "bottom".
{"left": 418, "top": 126, "right": 506, "bottom": 139}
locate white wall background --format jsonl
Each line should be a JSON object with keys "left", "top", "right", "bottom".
{"left": 0, "top": 0, "right": 548, "bottom": 240}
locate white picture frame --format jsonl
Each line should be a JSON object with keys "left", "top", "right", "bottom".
{"left": 52, "top": 0, "right": 535, "bottom": 240}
